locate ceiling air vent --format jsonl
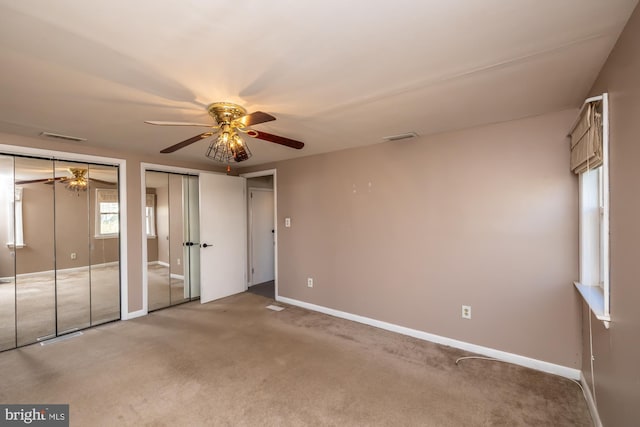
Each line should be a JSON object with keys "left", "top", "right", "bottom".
{"left": 40, "top": 132, "right": 87, "bottom": 142}
{"left": 382, "top": 132, "right": 418, "bottom": 142}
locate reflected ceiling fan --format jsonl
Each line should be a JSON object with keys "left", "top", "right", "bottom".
{"left": 15, "top": 167, "right": 113, "bottom": 192}
{"left": 145, "top": 102, "right": 304, "bottom": 163}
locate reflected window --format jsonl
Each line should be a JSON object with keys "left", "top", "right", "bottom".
{"left": 95, "top": 189, "right": 119, "bottom": 238}
{"left": 145, "top": 194, "right": 156, "bottom": 238}
{"left": 7, "top": 187, "right": 25, "bottom": 248}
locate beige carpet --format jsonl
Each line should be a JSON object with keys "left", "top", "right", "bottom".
{"left": 0, "top": 264, "right": 120, "bottom": 350}
{"left": 147, "top": 263, "right": 191, "bottom": 311}
{"left": 0, "top": 292, "right": 592, "bottom": 426}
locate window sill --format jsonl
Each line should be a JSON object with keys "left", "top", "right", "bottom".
{"left": 574, "top": 282, "right": 610, "bottom": 326}
{"left": 94, "top": 235, "right": 118, "bottom": 240}
{"left": 6, "top": 243, "right": 25, "bottom": 249}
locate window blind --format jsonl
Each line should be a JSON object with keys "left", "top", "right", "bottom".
{"left": 96, "top": 188, "right": 118, "bottom": 203}
{"left": 570, "top": 101, "right": 603, "bottom": 174}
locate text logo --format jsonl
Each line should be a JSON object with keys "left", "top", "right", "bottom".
{"left": 0, "top": 405, "right": 68, "bottom": 426}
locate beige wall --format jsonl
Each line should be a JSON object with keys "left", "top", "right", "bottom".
{"left": 156, "top": 183, "right": 170, "bottom": 266}
{"left": 582, "top": 3, "right": 640, "bottom": 425}
{"left": 15, "top": 180, "right": 55, "bottom": 275}
{"left": 246, "top": 176, "right": 273, "bottom": 189}
{"left": 0, "top": 162, "right": 119, "bottom": 276}
{"left": 146, "top": 236, "right": 159, "bottom": 263}
{"left": 147, "top": 173, "right": 185, "bottom": 275}
{"left": 242, "top": 109, "right": 582, "bottom": 368}
{"left": 0, "top": 132, "right": 223, "bottom": 312}
{"left": 169, "top": 174, "right": 184, "bottom": 276}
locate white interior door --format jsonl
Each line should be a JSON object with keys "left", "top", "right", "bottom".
{"left": 250, "top": 188, "right": 275, "bottom": 285}
{"left": 199, "top": 172, "right": 246, "bottom": 304}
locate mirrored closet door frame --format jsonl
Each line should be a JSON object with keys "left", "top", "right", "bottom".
{"left": 144, "top": 168, "right": 200, "bottom": 312}
{"left": 0, "top": 144, "right": 128, "bottom": 351}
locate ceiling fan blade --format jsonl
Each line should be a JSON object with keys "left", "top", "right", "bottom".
{"left": 234, "top": 111, "right": 276, "bottom": 127}
{"left": 15, "top": 178, "right": 57, "bottom": 185}
{"left": 145, "top": 121, "right": 215, "bottom": 127}
{"left": 247, "top": 130, "right": 304, "bottom": 149}
{"left": 160, "top": 132, "right": 215, "bottom": 153}
{"left": 89, "top": 178, "right": 117, "bottom": 186}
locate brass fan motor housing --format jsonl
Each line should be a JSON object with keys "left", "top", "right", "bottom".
{"left": 207, "top": 102, "right": 248, "bottom": 125}
{"left": 68, "top": 167, "right": 87, "bottom": 179}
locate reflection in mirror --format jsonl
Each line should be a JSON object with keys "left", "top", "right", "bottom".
{"left": 186, "top": 176, "right": 200, "bottom": 299}
{"left": 55, "top": 161, "right": 91, "bottom": 334}
{"left": 0, "top": 155, "right": 121, "bottom": 350}
{"left": 89, "top": 164, "right": 120, "bottom": 325}
{"left": 0, "top": 155, "right": 16, "bottom": 351}
{"left": 146, "top": 171, "right": 170, "bottom": 310}
{"left": 169, "top": 174, "right": 188, "bottom": 305}
{"left": 14, "top": 157, "right": 56, "bottom": 346}
{"left": 146, "top": 171, "right": 200, "bottom": 310}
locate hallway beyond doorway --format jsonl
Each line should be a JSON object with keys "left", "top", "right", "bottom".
{"left": 247, "top": 281, "right": 274, "bottom": 299}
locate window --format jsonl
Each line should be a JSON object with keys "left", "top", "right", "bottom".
{"left": 95, "top": 189, "right": 119, "bottom": 238}
{"left": 571, "top": 94, "right": 610, "bottom": 323}
{"left": 145, "top": 194, "right": 156, "bottom": 238}
{"left": 7, "top": 187, "right": 24, "bottom": 248}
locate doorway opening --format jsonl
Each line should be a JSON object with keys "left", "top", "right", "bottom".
{"left": 242, "top": 170, "right": 277, "bottom": 300}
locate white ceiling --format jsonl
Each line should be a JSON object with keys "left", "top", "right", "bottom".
{"left": 0, "top": 0, "right": 637, "bottom": 168}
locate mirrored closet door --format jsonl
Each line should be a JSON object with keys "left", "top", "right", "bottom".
{"left": 0, "top": 155, "right": 16, "bottom": 351}
{"left": 0, "top": 154, "right": 120, "bottom": 351}
{"left": 146, "top": 171, "right": 200, "bottom": 311}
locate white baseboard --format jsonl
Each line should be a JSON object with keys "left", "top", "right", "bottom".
{"left": 580, "top": 372, "right": 602, "bottom": 427}
{"left": 170, "top": 273, "right": 184, "bottom": 280}
{"left": 7, "top": 261, "right": 120, "bottom": 280}
{"left": 122, "top": 309, "right": 147, "bottom": 320}
{"left": 277, "top": 296, "right": 581, "bottom": 380}
{"left": 148, "top": 260, "right": 170, "bottom": 267}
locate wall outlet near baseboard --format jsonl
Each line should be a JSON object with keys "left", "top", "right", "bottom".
{"left": 307, "top": 277, "right": 313, "bottom": 288}
{"left": 462, "top": 305, "right": 471, "bottom": 319}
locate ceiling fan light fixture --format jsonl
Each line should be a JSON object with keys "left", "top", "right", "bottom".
{"left": 65, "top": 179, "right": 88, "bottom": 192}
{"left": 148, "top": 101, "right": 303, "bottom": 159}
{"left": 205, "top": 132, "right": 252, "bottom": 163}
{"left": 64, "top": 167, "right": 89, "bottom": 192}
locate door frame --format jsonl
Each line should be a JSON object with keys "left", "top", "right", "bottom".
{"left": 248, "top": 187, "right": 274, "bottom": 286}
{"left": 0, "top": 143, "right": 129, "bottom": 319}
{"left": 240, "top": 169, "right": 278, "bottom": 298}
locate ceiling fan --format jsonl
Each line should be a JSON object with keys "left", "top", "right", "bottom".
{"left": 15, "top": 167, "right": 113, "bottom": 191}
{"left": 145, "top": 102, "right": 304, "bottom": 163}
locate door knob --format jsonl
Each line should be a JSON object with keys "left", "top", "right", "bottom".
{"left": 201, "top": 243, "right": 211, "bottom": 248}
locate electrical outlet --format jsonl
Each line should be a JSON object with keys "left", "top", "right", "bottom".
{"left": 462, "top": 305, "right": 471, "bottom": 319}
{"left": 285, "top": 217, "right": 291, "bottom": 228}
{"left": 177, "top": 258, "right": 181, "bottom": 266}
{"left": 70, "top": 252, "right": 77, "bottom": 260}
{"left": 307, "top": 277, "right": 313, "bottom": 288}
